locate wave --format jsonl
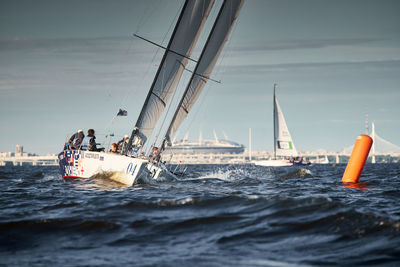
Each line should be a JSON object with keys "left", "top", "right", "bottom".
{"left": 278, "top": 168, "right": 313, "bottom": 180}
{"left": 186, "top": 165, "right": 265, "bottom": 182}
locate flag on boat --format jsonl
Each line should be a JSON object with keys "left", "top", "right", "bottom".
{"left": 117, "top": 109, "right": 128, "bottom": 116}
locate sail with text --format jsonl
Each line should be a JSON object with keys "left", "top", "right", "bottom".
{"left": 126, "top": 0, "right": 215, "bottom": 154}
{"left": 273, "top": 87, "right": 298, "bottom": 158}
{"left": 162, "top": 0, "right": 244, "bottom": 148}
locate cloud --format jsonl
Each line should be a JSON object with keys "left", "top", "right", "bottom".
{"left": 223, "top": 59, "right": 400, "bottom": 74}
{"left": 231, "top": 38, "right": 384, "bottom": 52}
{"left": 0, "top": 36, "right": 154, "bottom": 55}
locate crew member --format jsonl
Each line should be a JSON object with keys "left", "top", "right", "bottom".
{"left": 81, "top": 129, "right": 98, "bottom": 151}
{"left": 109, "top": 143, "right": 119, "bottom": 154}
{"left": 117, "top": 135, "right": 130, "bottom": 153}
{"left": 150, "top": 147, "right": 161, "bottom": 162}
{"left": 67, "top": 129, "right": 84, "bottom": 149}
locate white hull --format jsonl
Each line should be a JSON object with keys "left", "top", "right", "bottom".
{"left": 146, "top": 162, "right": 164, "bottom": 179}
{"left": 253, "top": 159, "right": 293, "bottom": 167}
{"left": 310, "top": 155, "right": 329, "bottom": 164}
{"left": 58, "top": 150, "right": 149, "bottom": 186}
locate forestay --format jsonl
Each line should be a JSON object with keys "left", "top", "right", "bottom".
{"left": 274, "top": 90, "right": 298, "bottom": 157}
{"left": 129, "top": 0, "right": 215, "bottom": 151}
{"left": 164, "top": 0, "right": 244, "bottom": 145}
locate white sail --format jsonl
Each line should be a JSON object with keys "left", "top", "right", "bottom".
{"left": 164, "top": 0, "right": 244, "bottom": 144}
{"left": 131, "top": 0, "right": 215, "bottom": 149}
{"left": 274, "top": 89, "right": 298, "bottom": 157}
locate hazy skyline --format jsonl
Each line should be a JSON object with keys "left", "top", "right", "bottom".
{"left": 1, "top": 0, "right": 400, "bottom": 155}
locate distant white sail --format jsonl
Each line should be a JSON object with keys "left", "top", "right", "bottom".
{"left": 132, "top": 0, "right": 215, "bottom": 148}
{"left": 164, "top": 0, "right": 244, "bottom": 143}
{"left": 274, "top": 88, "right": 298, "bottom": 157}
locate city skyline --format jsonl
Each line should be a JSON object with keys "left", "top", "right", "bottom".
{"left": 1, "top": 0, "right": 400, "bottom": 155}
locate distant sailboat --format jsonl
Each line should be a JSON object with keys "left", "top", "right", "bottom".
{"left": 254, "top": 84, "right": 307, "bottom": 167}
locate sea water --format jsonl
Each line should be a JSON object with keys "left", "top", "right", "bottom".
{"left": 0, "top": 163, "right": 399, "bottom": 266}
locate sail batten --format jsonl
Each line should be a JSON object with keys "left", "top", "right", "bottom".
{"left": 127, "top": 0, "right": 215, "bottom": 153}
{"left": 164, "top": 0, "right": 244, "bottom": 145}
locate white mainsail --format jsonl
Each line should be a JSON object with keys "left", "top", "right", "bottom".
{"left": 273, "top": 85, "right": 298, "bottom": 157}
{"left": 129, "top": 0, "right": 215, "bottom": 151}
{"left": 164, "top": 0, "right": 244, "bottom": 145}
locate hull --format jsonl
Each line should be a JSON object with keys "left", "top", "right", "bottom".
{"left": 58, "top": 150, "right": 148, "bottom": 186}
{"left": 253, "top": 159, "right": 293, "bottom": 167}
{"left": 253, "top": 159, "right": 311, "bottom": 167}
{"left": 146, "top": 161, "right": 179, "bottom": 180}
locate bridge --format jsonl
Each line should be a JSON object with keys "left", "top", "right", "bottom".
{"left": 0, "top": 155, "right": 58, "bottom": 166}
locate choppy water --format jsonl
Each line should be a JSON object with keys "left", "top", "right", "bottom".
{"left": 1, "top": 163, "right": 400, "bottom": 266}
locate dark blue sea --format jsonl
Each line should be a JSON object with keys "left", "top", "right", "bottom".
{"left": 1, "top": 163, "right": 400, "bottom": 266}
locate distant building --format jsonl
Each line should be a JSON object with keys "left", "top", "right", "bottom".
{"left": 16, "top": 144, "right": 23, "bottom": 156}
{"left": 0, "top": 152, "right": 14, "bottom": 157}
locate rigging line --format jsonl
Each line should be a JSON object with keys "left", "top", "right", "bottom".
{"left": 133, "top": 34, "right": 198, "bottom": 63}
{"left": 178, "top": 10, "right": 242, "bottom": 139}
{"left": 130, "top": 0, "right": 188, "bottom": 156}
{"left": 108, "top": 3, "right": 161, "bottom": 128}
{"left": 151, "top": 63, "right": 186, "bottom": 150}
{"left": 178, "top": 62, "right": 221, "bottom": 84}
{"left": 110, "top": 0, "right": 182, "bottom": 140}
{"left": 119, "top": 37, "right": 139, "bottom": 109}
{"left": 180, "top": 79, "right": 214, "bottom": 136}
{"left": 135, "top": 0, "right": 159, "bottom": 34}
{"left": 99, "top": 37, "right": 134, "bottom": 137}
{"left": 174, "top": 38, "right": 228, "bottom": 140}
{"left": 215, "top": 6, "right": 241, "bottom": 82}
{"left": 100, "top": 115, "right": 118, "bottom": 146}
{"left": 134, "top": 0, "right": 185, "bottom": 137}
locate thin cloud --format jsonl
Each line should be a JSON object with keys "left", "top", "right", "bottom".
{"left": 231, "top": 38, "right": 384, "bottom": 52}
{"left": 223, "top": 59, "right": 400, "bottom": 74}
{"left": 0, "top": 36, "right": 154, "bottom": 55}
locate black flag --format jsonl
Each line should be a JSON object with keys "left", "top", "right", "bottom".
{"left": 117, "top": 108, "right": 128, "bottom": 116}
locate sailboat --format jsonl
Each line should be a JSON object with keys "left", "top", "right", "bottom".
{"left": 253, "top": 84, "right": 307, "bottom": 167}
{"left": 58, "top": 0, "right": 244, "bottom": 185}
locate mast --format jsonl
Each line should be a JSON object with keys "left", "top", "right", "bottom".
{"left": 161, "top": 0, "right": 244, "bottom": 150}
{"left": 273, "top": 83, "right": 277, "bottom": 159}
{"left": 371, "top": 121, "right": 376, "bottom": 164}
{"left": 273, "top": 84, "right": 298, "bottom": 158}
{"left": 124, "top": 0, "right": 215, "bottom": 155}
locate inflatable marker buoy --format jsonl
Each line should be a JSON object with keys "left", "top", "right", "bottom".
{"left": 342, "top": 134, "right": 373, "bottom": 183}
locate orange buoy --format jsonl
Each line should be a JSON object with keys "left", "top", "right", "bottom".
{"left": 342, "top": 134, "right": 373, "bottom": 183}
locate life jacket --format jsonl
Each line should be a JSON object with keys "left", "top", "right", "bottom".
{"left": 72, "top": 133, "right": 80, "bottom": 145}
{"left": 151, "top": 151, "right": 161, "bottom": 162}
{"left": 81, "top": 135, "right": 93, "bottom": 150}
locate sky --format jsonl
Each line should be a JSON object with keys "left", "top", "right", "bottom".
{"left": 1, "top": 0, "right": 400, "bottom": 155}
